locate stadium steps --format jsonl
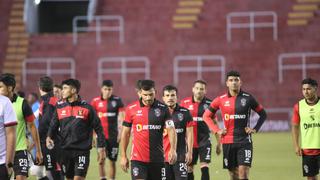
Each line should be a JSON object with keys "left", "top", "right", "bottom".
{"left": 172, "top": 0, "right": 205, "bottom": 29}
{"left": 287, "top": 0, "right": 320, "bottom": 26}
{"left": 2, "top": 0, "right": 29, "bottom": 90}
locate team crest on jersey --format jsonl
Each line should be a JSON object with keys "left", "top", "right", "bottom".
{"left": 203, "top": 104, "right": 209, "bottom": 110}
{"left": 111, "top": 100, "right": 117, "bottom": 107}
{"left": 133, "top": 167, "right": 139, "bottom": 176}
{"left": 177, "top": 113, "right": 184, "bottom": 121}
{"left": 154, "top": 108, "right": 161, "bottom": 117}
{"left": 61, "top": 110, "right": 67, "bottom": 116}
{"left": 240, "top": 98, "right": 247, "bottom": 107}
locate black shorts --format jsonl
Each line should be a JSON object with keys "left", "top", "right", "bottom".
{"left": 165, "top": 162, "right": 188, "bottom": 180}
{"left": 131, "top": 160, "right": 165, "bottom": 180}
{"left": 41, "top": 142, "right": 59, "bottom": 170}
{"left": 60, "top": 150, "right": 90, "bottom": 179}
{"left": 102, "top": 139, "right": 119, "bottom": 162}
{"left": 302, "top": 154, "right": 320, "bottom": 177}
{"left": 13, "top": 150, "right": 29, "bottom": 177}
{"left": 222, "top": 143, "right": 253, "bottom": 169}
{"left": 191, "top": 143, "right": 212, "bottom": 165}
{"left": 0, "top": 164, "right": 9, "bottom": 180}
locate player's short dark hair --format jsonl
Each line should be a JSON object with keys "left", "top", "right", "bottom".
{"left": 102, "top": 80, "right": 113, "bottom": 87}
{"left": 61, "top": 78, "right": 81, "bottom": 93}
{"left": 135, "top": 80, "right": 142, "bottom": 90}
{"left": 38, "top": 76, "right": 53, "bottom": 92}
{"left": 226, "top": 70, "right": 241, "bottom": 79}
{"left": 302, "top": 78, "right": 318, "bottom": 87}
{"left": 139, "top": 80, "right": 155, "bottom": 91}
{"left": 0, "top": 73, "right": 16, "bottom": 90}
{"left": 193, "top": 80, "right": 207, "bottom": 86}
{"left": 54, "top": 84, "right": 62, "bottom": 89}
{"left": 162, "top": 85, "right": 178, "bottom": 96}
{"left": 17, "top": 91, "right": 25, "bottom": 98}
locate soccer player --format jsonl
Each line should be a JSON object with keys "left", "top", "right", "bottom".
{"left": 203, "top": 70, "right": 267, "bottom": 180}
{"left": 0, "top": 95, "right": 17, "bottom": 180}
{"left": 120, "top": 80, "right": 177, "bottom": 180}
{"left": 180, "top": 80, "right": 220, "bottom": 180}
{"left": 91, "top": 80, "right": 125, "bottom": 180}
{"left": 292, "top": 78, "right": 320, "bottom": 180}
{"left": 46, "top": 78, "right": 106, "bottom": 180}
{"left": 53, "top": 84, "right": 62, "bottom": 100}
{"left": 162, "top": 85, "right": 193, "bottom": 180}
{"left": 0, "top": 73, "right": 43, "bottom": 180}
{"left": 38, "top": 76, "right": 64, "bottom": 180}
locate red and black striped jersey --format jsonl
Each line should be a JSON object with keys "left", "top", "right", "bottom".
{"left": 180, "top": 96, "right": 212, "bottom": 148}
{"left": 206, "top": 90, "right": 266, "bottom": 144}
{"left": 91, "top": 95, "right": 124, "bottom": 141}
{"left": 123, "top": 99, "right": 171, "bottom": 163}
{"left": 163, "top": 104, "right": 193, "bottom": 162}
{"left": 39, "top": 92, "right": 58, "bottom": 143}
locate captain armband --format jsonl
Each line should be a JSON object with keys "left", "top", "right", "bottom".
{"left": 165, "top": 120, "right": 175, "bottom": 128}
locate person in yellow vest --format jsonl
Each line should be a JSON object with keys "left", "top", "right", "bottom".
{"left": 292, "top": 78, "right": 320, "bottom": 180}
{"left": 0, "top": 73, "right": 43, "bottom": 180}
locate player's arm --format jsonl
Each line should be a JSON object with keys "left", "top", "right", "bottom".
{"left": 23, "top": 100, "right": 43, "bottom": 164}
{"left": 186, "top": 125, "right": 193, "bottom": 165}
{"left": 117, "top": 108, "right": 125, "bottom": 142}
{"left": 166, "top": 120, "right": 177, "bottom": 165}
{"left": 246, "top": 97, "right": 267, "bottom": 134}
{"left": 47, "top": 108, "right": 60, "bottom": 149}
{"left": 203, "top": 99, "right": 224, "bottom": 135}
{"left": 90, "top": 106, "right": 106, "bottom": 164}
{"left": 291, "top": 104, "right": 302, "bottom": 156}
{"left": 120, "top": 107, "right": 132, "bottom": 173}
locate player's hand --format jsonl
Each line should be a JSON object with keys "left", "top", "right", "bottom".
{"left": 120, "top": 156, "right": 129, "bottom": 173}
{"left": 168, "top": 149, "right": 177, "bottom": 165}
{"left": 35, "top": 151, "right": 43, "bottom": 165}
{"left": 6, "top": 166, "right": 13, "bottom": 179}
{"left": 46, "top": 137, "right": 54, "bottom": 149}
{"left": 98, "top": 148, "right": 106, "bottom": 164}
{"left": 216, "top": 143, "right": 221, "bottom": 155}
{"left": 294, "top": 146, "right": 302, "bottom": 156}
{"left": 245, "top": 127, "right": 256, "bottom": 134}
{"left": 92, "top": 137, "right": 97, "bottom": 148}
{"left": 217, "top": 129, "right": 227, "bottom": 136}
{"left": 185, "top": 152, "right": 192, "bottom": 165}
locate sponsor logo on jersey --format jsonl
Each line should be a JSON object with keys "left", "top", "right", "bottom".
{"left": 136, "top": 110, "right": 143, "bottom": 116}
{"left": 136, "top": 124, "right": 162, "bottom": 132}
{"left": 98, "top": 112, "right": 116, "bottom": 118}
{"left": 61, "top": 110, "right": 67, "bottom": 116}
{"left": 303, "top": 122, "right": 320, "bottom": 130}
{"left": 188, "top": 105, "right": 194, "bottom": 110}
{"left": 133, "top": 167, "right": 139, "bottom": 176}
{"left": 176, "top": 128, "right": 184, "bottom": 133}
{"left": 224, "top": 114, "right": 246, "bottom": 121}
{"left": 193, "top": 117, "right": 203, "bottom": 121}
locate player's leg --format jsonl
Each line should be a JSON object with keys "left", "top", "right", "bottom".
{"left": 164, "top": 162, "right": 175, "bottom": 180}
{"left": 237, "top": 143, "right": 252, "bottom": 180}
{"left": 13, "top": 150, "right": 29, "bottom": 180}
{"left": 108, "top": 141, "right": 119, "bottom": 180}
{"left": 173, "top": 161, "right": 188, "bottom": 180}
{"left": 131, "top": 160, "right": 148, "bottom": 180}
{"left": 199, "top": 144, "right": 211, "bottom": 180}
{"left": 73, "top": 151, "right": 90, "bottom": 180}
{"left": 42, "top": 143, "right": 63, "bottom": 180}
{"left": 187, "top": 148, "right": 198, "bottom": 180}
{"left": 61, "top": 150, "right": 74, "bottom": 180}
{"left": 0, "top": 164, "right": 10, "bottom": 180}
{"left": 147, "top": 162, "right": 165, "bottom": 180}
{"left": 223, "top": 144, "right": 238, "bottom": 180}
{"left": 98, "top": 139, "right": 107, "bottom": 180}
{"left": 303, "top": 155, "right": 319, "bottom": 180}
